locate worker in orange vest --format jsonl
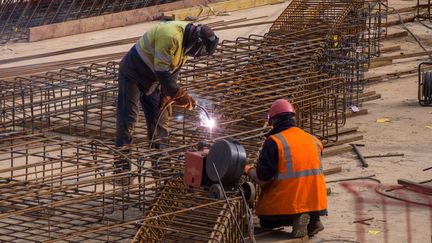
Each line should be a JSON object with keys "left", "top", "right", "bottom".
{"left": 244, "top": 99, "right": 327, "bottom": 238}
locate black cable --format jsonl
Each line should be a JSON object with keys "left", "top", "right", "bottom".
{"left": 382, "top": 2, "right": 432, "bottom": 60}
{"left": 418, "top": 19, "right": 432, "bottom": 30}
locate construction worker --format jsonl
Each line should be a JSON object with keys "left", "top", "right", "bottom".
{"left": 114, "top": 21, "right": 219, "bottom": 171}
{"left": 244, "top": 99, "right": 327, "bottom": 238}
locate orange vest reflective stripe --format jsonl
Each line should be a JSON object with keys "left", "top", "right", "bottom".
{"left": 255, "top": 127, "right": 327, "bottom": 216}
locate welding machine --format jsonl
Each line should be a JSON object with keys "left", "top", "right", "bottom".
{"left": 184, "top": 139, "right": 255, "bottom": 201}
{"left": 419, "top": 61, "right": 432, "bottom": 106}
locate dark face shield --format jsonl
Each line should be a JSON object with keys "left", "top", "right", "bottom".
{"left": 186, "top": 36, "right": 219, "bottom": 57}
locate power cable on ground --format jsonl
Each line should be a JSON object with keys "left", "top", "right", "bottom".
{"left": 382, "top": 2, "right": 432, "bottom": 60}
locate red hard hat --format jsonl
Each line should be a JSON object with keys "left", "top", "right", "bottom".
{"left": 268, "top": 99, "right": 296, "bottom": 120}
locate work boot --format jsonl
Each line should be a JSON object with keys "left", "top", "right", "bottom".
{"left": 291, "top": 214, "right": 310, "bottom": 238}
{"left": 112, "top": 159, "right": 133, "bottom": 186}
{"left": 308, "top": 221, "right": 324, "bottom": 236}
{"left": 113, "top": 159, "right": 131, "bottom": 174}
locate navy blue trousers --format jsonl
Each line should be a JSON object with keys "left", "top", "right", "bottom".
{"left": 115, "top": 47, "right": 168, "bottom": 149}
{"left": 259, "top": 211, "right": 324, "bottom": 229}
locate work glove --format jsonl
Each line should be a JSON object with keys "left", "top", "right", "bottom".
{"left": 172, "top": 88, "right": 196, "bottom": 111}
{"left": 159, "top": 93, "right": 174, "bottom": 117}
{"left": 244, "top": 164, "right": 254, "bottom": 176}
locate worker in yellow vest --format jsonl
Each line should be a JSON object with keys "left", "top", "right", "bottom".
{"left": 244, "top": 99, "right": 327, "bottom": 238}
{"left": 114, "top": 21, "right": 218, "bottom": 172}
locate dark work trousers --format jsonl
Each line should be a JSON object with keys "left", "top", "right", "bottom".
{"left": 259, "top": 212, "right": 324, "bottom": 229}
{"left": 115, "top": 47, "right": 169, "bottom": 149}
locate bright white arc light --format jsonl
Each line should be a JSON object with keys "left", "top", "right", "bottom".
{"left": 204, "top": 118, "right": 216, "bottom": 129}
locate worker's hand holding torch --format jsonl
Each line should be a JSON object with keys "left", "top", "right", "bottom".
{"left": 160, "top": 88, "right": 196, "bottom": 116}
{"left": 171, "top": 88, "right": 196, "bottom": 110}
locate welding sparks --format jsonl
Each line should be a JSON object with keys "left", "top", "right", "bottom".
{"left": 199, "top": 112, "right": 216, "bottom": 129}
{"left": 203, "top": 118, "right": 216, "bottom": 129}
{"left": 194, "top": 98, "right": 216, "bottom": 130}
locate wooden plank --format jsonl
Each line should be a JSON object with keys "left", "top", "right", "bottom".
{"left": 386, "top": 16, "right": 415, "bottom": 27}
{"left": 323, "top": 146, "right": 352, "bottom": 157}
{"left": 162, "top": 0, "right": 286, "bottom": 20}
{"left": 346, "top": 109, "right": 368, "bottom": 118}
{"left": 327, "top": 127, "right": 359, "bottom": 137}
{"left": 364, "top": 68, "right": 418, "bottom": 83}
{"left": 29, "top": 0, "right": 223, "bottom": 42}
{"left": 358, "top": 91, "right": 376, "bottom": 98}
{"left": 324, "top": 167, "right": 342, "bottom": 176}
{"left": 369, "top": 59, "right": 393, "bottom": 68}
{"left": 372, "top": 51, "right": 432, "bottom": 63}
{"left": 359, "top": 94, "right": 381, "bottom": 103}
{"left": 381, "top": 45, "right": 401, "bottom": 53}
{"left": 384, "top": 30, "right": 408, "bottom": 40}
{"left": 388, "top": 6, "right": 417, "bottom": 14}
{"left": 325, "top": 135, "right": 364, "bottom": 148}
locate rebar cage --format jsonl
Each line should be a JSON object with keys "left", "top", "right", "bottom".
{"left": 0, "top": 0, "right": 387, "bottom": 242}
{"left": 0, "top": 0, "right": 180, "bottom": 44}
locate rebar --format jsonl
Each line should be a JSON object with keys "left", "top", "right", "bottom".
{"left": 0, "top": 0, "right": 181, "bottom": 44}
{"left": 0, "top": 0, "right": 387, "bottom": 242}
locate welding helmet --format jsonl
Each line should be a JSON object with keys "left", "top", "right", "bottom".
{"left": 267, "top": 99, "right": 296, "bottom": 124}
{"left": 185, "top": 24, "right": 219, "bottom": 57}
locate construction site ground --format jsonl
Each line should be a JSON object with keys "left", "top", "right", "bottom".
{"left": 0, "top": 0, "right": 431, "bottom": 242}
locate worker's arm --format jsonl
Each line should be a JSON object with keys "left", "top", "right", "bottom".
{"left": 245, "top": 139, "right": 278, "bottom": 186}
{"left": 153, "top": 32, "right": 195, "bottom": 110}
{"left": 153, "top": 32, "right": 180, "bottom": 97}
{"left": 245, "top": 167, "right": 270, "bottom": 186}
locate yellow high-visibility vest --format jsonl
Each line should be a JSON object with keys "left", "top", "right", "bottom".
{"left": 135, "top": 21, "right": 189, "bottom": 73}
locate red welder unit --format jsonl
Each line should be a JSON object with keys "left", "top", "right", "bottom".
{"left": 183, "top": 139, "right": 256, "bottom": 201}
{"left": 184, "top": 149, "right": 212, "bottom": 188}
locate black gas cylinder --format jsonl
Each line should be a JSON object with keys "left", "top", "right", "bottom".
{"left": 205, "top": 138, "right": 247, "bottom": 189}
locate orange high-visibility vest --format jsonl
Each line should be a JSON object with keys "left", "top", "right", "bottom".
{"left": 255, "top": 127, "right": 327, "bottom": 216}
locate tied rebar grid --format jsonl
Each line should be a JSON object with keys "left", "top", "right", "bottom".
{"left": 417, "top": 0, "right": 432, "bottom": 21}
{"left": 0, "top": 62, "right": 120, "bottom": 138}
{"left": 0, "top": 35, "right": 345, "bottom": 145}
{"left": 0, "top": 130, "right": 188, "bottom": 242}
{"left": 0, "top": 0, "right": 179, "bottom": 44}
{"left": 0, "top": 129, "right": 255, "bottom": 242}
{"left": 129, "top": 31, "right": 346, "bottom": 243}
{"left": 0, "top": 0, "right": 387, "bottom": 241}
{"left": 132, "top": 177, "right": 248, "bottom": 243}
{"left": 269, "top": 0, "right": 387, "bottom": 106}
{"left": 0, "top": 35, "right": 345, "bottom": 242}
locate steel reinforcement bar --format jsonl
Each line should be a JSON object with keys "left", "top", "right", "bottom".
{"left": 0, "top": 0, "right": 180, "bottom": 44}
{"left": 269, "top": 0, "right": 387, "bottom": 105}
{"left": 0, "top": 34, "right": 345, "bottom": 144}
{"left": 0, "top": 0, "right": 386, "bottom": 242}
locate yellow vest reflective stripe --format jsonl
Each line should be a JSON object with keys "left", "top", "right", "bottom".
{"left": 135, "top": 21, "right": 188, "bottom": 73}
